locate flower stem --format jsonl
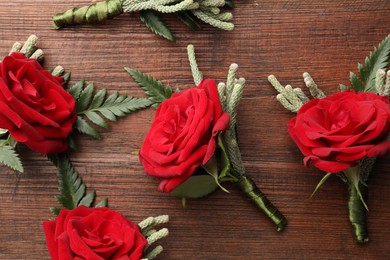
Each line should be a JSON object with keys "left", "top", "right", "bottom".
{"left": 52, "top": 0, "right": 123, "bottom": 29}
{"left": 237, "top": 175, "right": 287, "bottom": 231}
{"left": 346, "top": 178, "right": 369, "bottom": 243}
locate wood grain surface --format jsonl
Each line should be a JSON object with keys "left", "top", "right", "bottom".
{"left": 1, "top": 1, "right": 390, "bottom": 259}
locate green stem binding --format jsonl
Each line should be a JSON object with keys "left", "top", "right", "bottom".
{"left": 52, "top": 0, "right": 123, "bottom": 29}
{"left": 237, "top": 175, "right": 287, "bottom": 231}
{"left": 346, "top": 178, "right": 369, "bottom": 243}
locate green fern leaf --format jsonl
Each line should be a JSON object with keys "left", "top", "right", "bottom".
{"left": 85, "top": 111, "right": 109, "bottom": 129}
{"left": 177, "top": 11, "right": 201, "bottom": 31}
{"left": 95, "top": 198, "right": 109, "bottom": 208}
{"left": 76, "top": 83, "right": 94, "bottom": 113}
{"left": 140, "top": 10, "right": 176, "bottom": 42}
{"left": 125, "top": 68, "right": 173, "bottom": 107}
{"left": 0, "top": 145, "right": 23, "bottom": 173}
{"left": 68, "top": 80, "right": 85, "bottom": 100}
{"left": 349, "top": 72, "right": 364, "bottom": 91}
{"left": 89, "top": 88, "right": 106, "bottom": 109}
{"left": 224, "top": 0, "right": 235, "bottom": 8}
{"left": 79, "top": 92, "right": 152, "bottom": 123}
{"left": 49, "top": 153, "right": 94, "bottom": 210}
{"left": 49, "top": 207, "right": 61, "bottom": 216}
{"left": 72, "top": 80, "right": 152, "bottom": 137}
{"left": 78, "top": 191, "right": 96, "bottom": 207}
{"left": 75, "top": 116, "right": 101, "bottom": 139}
{"left": 339, "top": 83, "right": 350, "bottom": 92}
{"left": 63, "top": 72, "right": 71, "bottom": 87}
{"left": 354, "top": 34, "right": 390, "bottom": 92}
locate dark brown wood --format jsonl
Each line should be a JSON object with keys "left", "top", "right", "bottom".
{"left": 1, "top": 1, "right": 390, "bottom": 259}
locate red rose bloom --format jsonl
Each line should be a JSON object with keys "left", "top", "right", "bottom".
{"left": 0, "top": 52, "right": 76, "bottom": 154}
{"left": 139, "top": 79, "right": 230, "bottom": 192}
{"left": 288, "top": 91, "right": 390, "bottom": 172}
{"left": 43, "top": 206, "right": 147, "bottom": 260}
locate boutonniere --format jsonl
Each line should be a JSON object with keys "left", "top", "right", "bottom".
{"left": 52, "top": 0, "right": 235, "bottom": 42}
{"left": 127, "top": 45, "right": 287, "bottom": 230}
{"left": 268, "top": 34, "right": 390, "bottom": 243}
{"left": 44, "top": 154, "right": 169, "bottom": 259}
{"left": 0, "top": 35, "right": 152, "bottom": 173}
{"left": 1, "top": 36, "right": 169, "bottom": 259}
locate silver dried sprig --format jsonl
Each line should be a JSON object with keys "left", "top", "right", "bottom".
{"left": 268, "top": 72, "right": 326, "bottom": 113}
{"left": 8, "top": 35, "right": 44, "bottom": 61}
{"left": 139, "top": 215, "right": 169, "bottom": 260}
{"left": 219, "top": 63, "right": 246, "bottom": 176}
{"left": 376, "top": 69, "right": 390, "bottom": 97}
{"left": 123, "top": 0, "right": 234, "bottom": 30}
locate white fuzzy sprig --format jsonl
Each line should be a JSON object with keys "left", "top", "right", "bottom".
{"left": 268, "top": 73, "right": 326, "bottom": 113}
{"left": 139, "top": 215, "right": 169, "bottom": 260}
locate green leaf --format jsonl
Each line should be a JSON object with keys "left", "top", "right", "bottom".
{"left": 74, "top": 79, "right": 152, "bottom": 134}
{"left": 202, "top": 156, "right": 230, "bottom": 193}
{"left": 89, "top": 88, "right": 106, "bottom": 109}
{"left": 356, "top": 34, "right": 390, "bottom": 92}
{"left": 7, "top": 135, "right": 17, "bottom": 149}
{"left": 50, "top": 153, "right": 94, "bottom": 210}
{"left": 78, "top": 191, "right": 96, "bottom": 207}
{"left": 49, "top": 207, "right": 61, "bottom": 216}
{"left": 140, "top": 10, "right": 176, "bottom": 42}
{"left": 95, "top": 198, "right": 109, "bottom": 208}
{"left": 63, "top": 72, "right": 71, "bottom": 87}
{"left": 67, "top": 136, "right": 78, "bottom": 151}
{"left": 0, "top": 145, "right": 23, "bottom": 173}
{"left": 344, "top": 167, "right": 369, "bottom": 211}
{"left": 311, "top": 172, "right": 332, "bottom": 198}
{"left": 76, "top": 83, "right": 94, "bottom": 113}
{"left": 68, "top": 80, "right": 85, "bottom": 100}
{"left": 171, "top": 175, "right": 219, "bottom": 199}
{"left": 125, "top": 68, "right": 173, "bottom": 107}
{"left": 217, "top": 134, "right": 231, "bottom": 179}
{"left": 80, "top": 92, "right": 151, "bottom": 124}
{"left": 349, "top": 72, "right": 364, "bottom": 91}
{"left": 339, "top": 83, "right": 350, "bottom": 92}
{"left": 177, "top": 11, "right": 201, "bottom": 30}
{"left": 85, "top": 111, "right": 109, "bottom": 129}
{"left": 224, "top": 0, "right": 235, "bottom": 8}
{"left": 75, "top": 116, "right": 101, "bottom": 139}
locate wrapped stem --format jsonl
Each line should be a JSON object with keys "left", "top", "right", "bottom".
{"left": 238, "top": 175, "right": 287, "bottom": 231}
{"left": 346, "top": 178, "right": 369, "bottom": 243}
{"left": 52, "top": 0, "right": 123, "bottom": 29}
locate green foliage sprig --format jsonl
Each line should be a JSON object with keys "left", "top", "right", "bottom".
{"left": 52, "top": 0, "right": 235, "bottom": 42}
{"left": 48, "top": 153, "right": 108, "bottom": 216}
{"left": 125, "top": 68, "right": 174, "bottom": 108}
{"left": 71, "top": 80, "right": 152, "bottom": 139}
{"left": 342, "top": 34, "right": 390, "bottom": 92}
{"left": 0, "top": 141, "right": 23, "bottom": 173}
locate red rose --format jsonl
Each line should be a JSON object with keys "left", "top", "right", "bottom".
{"left": 288, "top": 91, "right": 390, "bottom": 172}
{"left": 0, "top": 52, "right": 76, "bottom": 154}
{"left": 139, "top": 79, "right": 230, "bottom": 192}
{"left": 43, "top": 206, "right": 147, "bottom": 260}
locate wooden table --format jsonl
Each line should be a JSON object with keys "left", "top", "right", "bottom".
{"left": 0, "top": 1, "right": 389, "bottom": 259}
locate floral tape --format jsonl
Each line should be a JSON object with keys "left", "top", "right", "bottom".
{"left": 52, "top": 0, "right": 123, "bottom": 29}
{"left": 238, "top": 175, "right": 288, "bottom": 231}
{"left": 347, "top": 179, "right": 369, "bottom": 243}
